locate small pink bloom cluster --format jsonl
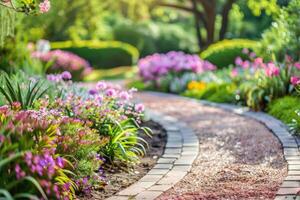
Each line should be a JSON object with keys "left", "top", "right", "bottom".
{"left": 47, "top": 71, "right": 72, "bottom": 82}
{"left": 138, "top": 51, "right": 216, "bottom": 82}
{"left": 39, "top": 0, "right": 51, "bottom": 13}
{"left": 32, "top": 50, "right": 92, "bottom": 80}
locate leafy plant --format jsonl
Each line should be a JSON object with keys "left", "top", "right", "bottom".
{"left": 0, "top": 74, "right": 48, "bottom": 109}
{"left": 100, "top": 119, "right": 151, "bottom": 164}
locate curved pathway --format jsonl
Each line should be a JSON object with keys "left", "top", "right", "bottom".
{"left": 134, "top": 92, "right": 288, "bottom": 200}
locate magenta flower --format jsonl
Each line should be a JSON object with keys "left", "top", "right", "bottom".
{"left": 242, "top": 48, "right": 249, "bottom": 54}
{"left": 39, "top": 0, "right": 51, "bottom": 13}
{"left": 294, "top": 62, "right": 300, "bottom": 70}
{"left": 235, "top": 57, "right": 243, "bottom": 66}
{"left": 15, "top": 164, "right": 26, "bottom": 179}
{"left": 89, "top": 89, "right": 98, "bottom": 96}
{"left": 265, "top": 63, "right": 280, "bottom": 77}
{"left": 230, "top": 68, "right": 238, "bottom": 78}
{"left": 291, "top": 76, "right": 300, "bottom": 86}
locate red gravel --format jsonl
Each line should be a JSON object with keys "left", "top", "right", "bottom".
{"left": 136, "top": 92, "right": 287, "bottom": 200}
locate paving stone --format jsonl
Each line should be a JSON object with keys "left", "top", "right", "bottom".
{"left": 172, "top": 165, "right": 192, "bottom": 172}
{"left": 118, "top": 181, "right": 154, "bottom": 196}
{"left": 288, "top": 161, "right": 300, "bottom": 165}
{"left": 288, "top": 171, "right": 300, "bottom": 176}
{"left": 174, "top": 157, "right": 195, "bottom": 165}
{"left": 139, "top": 175, "right": 163, "bottom": 182}
{"left": 285, "top": 176, "right": 300, "bottom": 181}
{"left": 164, "top": 148, "right": 182, "bottom": 154}
{"left": 148, "top": 184, "right": 173, "bottom": 191}
{"left": 286, "top": 156, "right": 300, "bottom": 161}
{"left": 181, "top": 151, "right": 198, "bottom": 156}
{"left": 147, "top": 169, "right": 170, "bottom": 175}
{"left": 135, "top": 191, "right": 163, "bottom": 200}
{"left": 153, "top": 164, "right": 173, "bottom": 170}
{"left": 165, "top": 143, "right": 182, "bottom": 148}
{"left": 277, "top": 188, "right": 300, "bottom": 195}
{"left": 162, "top": 154, "right": 181, "bottom": 159}
{"left": 106, "top": 196, "right": 130, "bottom": 200}
{"left": 182, "top": 147, "right": 199, "bottom": 152}
{"left": 288, "top": 165, "right": 300, "bottom": 171}
{"left": 156, "top": 158, "right": 176, "bottom": 164}
{"left": 284, "top": 149, "right": 300, "bottom": 156}
{"left": 275, "top": 195, "right": 298, "bottom": 200}
{"left": 282, "top": 181, "right": 300, "bottom": 187}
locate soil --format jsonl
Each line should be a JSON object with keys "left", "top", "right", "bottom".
{"left": 80, "top": 120, "right": 167, "bottom": 200}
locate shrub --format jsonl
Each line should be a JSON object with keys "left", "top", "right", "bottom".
{"left": 51, "top": 40, "right": 139, "bottom": 69}
{"left": 258, "top": 0, "right": 300, "bottom": 61}
{"left": 113, "top": 21, "right": 198, "bottom": 57}
{"left": 200, "top": 39, "right": 259, "bottom": 68}
{"left": 183, "top": 82, "right": 237, "bottom": 103}
{"left": 267, "top": 96, "right": 300, "bottom": 124}
{"left": 138, "top": 51, "right": 216, "bottom": 84}
{"left": 32, "top": 50, "right": 92, "bottom": 81}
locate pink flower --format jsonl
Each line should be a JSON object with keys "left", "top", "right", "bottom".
{"left": 265, "top": 63, "right": 280, "bottom": 77}
{"left": 135, "top": 103, "right": 145, "bottom": 113}
{"left": 249, "top": 52, "right": 256, "bottom": 59}
{"left": 61, "top": 71, "right": 72, "bottom": 80}
{"left": 230, "top": 68, "right": 238, "bottom": 78}
{"left": 105, "top": 89, "right": 116, "bottom": 97}
{"left": 235, "top": 57, "right": 243, "bottom": 66}
{"left": 119, "top": 91, "right": 130, "bottom": 101}
{"left": 294, "top": 62, "right": 300, "bottom": 70}
{"left": 96, "top": 81, "right": 107, "bottom": 90}
{"left": 241, "top": 61, "right": 250, "bottom": 69}
{"left": 291, "top": 76, "right": 300, "bottom": 86}
{"left": 242, "top": 48, "right": 249, "bottom": 54}
{"left": 39, "top": 0, "right": 51, "bottom": 13}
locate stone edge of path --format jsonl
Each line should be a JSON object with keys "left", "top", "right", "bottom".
{"left": 106, "top": 109, "right": 199, "bottom": 200}
{"left": 142, "top": 91, "right": 300, "bottom": 199}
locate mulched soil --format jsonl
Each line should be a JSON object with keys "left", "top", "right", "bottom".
{"left": 80, "top": 120, "right": 167, "bottom": 200}
{"left": 136, "top": 92, "right": 287, "bottom": 200}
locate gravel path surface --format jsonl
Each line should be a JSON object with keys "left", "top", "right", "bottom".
{"left": 136, "top": 92, "right": 287, "bottom": 200}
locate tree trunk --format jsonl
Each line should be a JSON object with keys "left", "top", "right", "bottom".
{"left": 191, "top": 0, "right": 203, "bottom": 49}
{"left": 219, "top": 0, "right": 236, "bottom": 40}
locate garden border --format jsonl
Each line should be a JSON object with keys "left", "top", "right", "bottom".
{"left": 143, "top": 91, "right": 300, "bottom": 199}
{"left": 106, "top": 109, "right": 199, "bottom": 200}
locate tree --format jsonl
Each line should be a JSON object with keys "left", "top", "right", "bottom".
{"left": 153, "top": 0, "right": 281, "bottom": 50}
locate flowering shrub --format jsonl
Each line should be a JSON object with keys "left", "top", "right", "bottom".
{"left": 32, "top": 50, "right": 92, "bottom": 81}
{"left": 0, "top": 0, "right": 51, "bottom": 14}
{"left": 231, "top": 51, "right": 300, "bottom": 110}
{"left": 0, "top": 73, "right": 150, "bottom": 199}
{"left": 138, "top": 51, "right": 216, "bottom": 83}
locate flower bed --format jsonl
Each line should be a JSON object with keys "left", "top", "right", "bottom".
{"left": 133, "top": 49, "right": 300, "bottom": 136}
{"left": 0, "top": 71, "right": 160, "bottom": 199}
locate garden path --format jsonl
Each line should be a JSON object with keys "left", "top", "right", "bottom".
{"left": 135, "top": 92, "right": 287, "bottom": 200}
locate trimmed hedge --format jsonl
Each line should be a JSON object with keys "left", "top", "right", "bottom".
{"left": 51, "top": 40, "right": 140, "bottom": 69}
{"left": 200, "top": 39, "right": 259, "bottom": 68}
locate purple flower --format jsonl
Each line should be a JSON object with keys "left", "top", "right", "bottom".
{"left": 96, "top": 81, "right": 107, "bottom": 90}
{"left": 61, "top": 71, "right": 72, "bottom": 80}
{"left": 135, "top": 103, "right": 145, "bottom": 113}
{"left": 105, "top": 88, "right": 116, "bottom": 97}
{"left": 119, "top": 91, "right": 130, "bottom": 101}
{"left": 89, "top": 89, "right": 98, "bottom": 95}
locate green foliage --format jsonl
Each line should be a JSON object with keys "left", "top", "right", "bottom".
{"left": 51, "top": 40, "right": 140, "bottom": 69}
{"left": 182, "top": 83, "right": 237, "bottom": 103}
{"left": 200, "top": 39, "right": 259, "bottom": 68}
{"left": 238, "top": 69, "right": 290, "bottom": 111}
{"left": 113, "top": 21, "right": 198, "bottom": 56}
{"left": 258, "top": 0, "right": 300, "bottom": 60}
{"left": 0, "top": 74, "right": 48, "bottom": 109}
{"left": 267, "top": 96, "right": 300, "bottom": 124}
{"left": 100, "top": 119, "right": 151, "bottom": 164}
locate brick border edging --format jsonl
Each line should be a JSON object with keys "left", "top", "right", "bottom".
{"left": 106, "top": 110, "right": 199, "bottom": 200}
{"left": 141, "top": 91, "right": 300, "bottom": 199}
